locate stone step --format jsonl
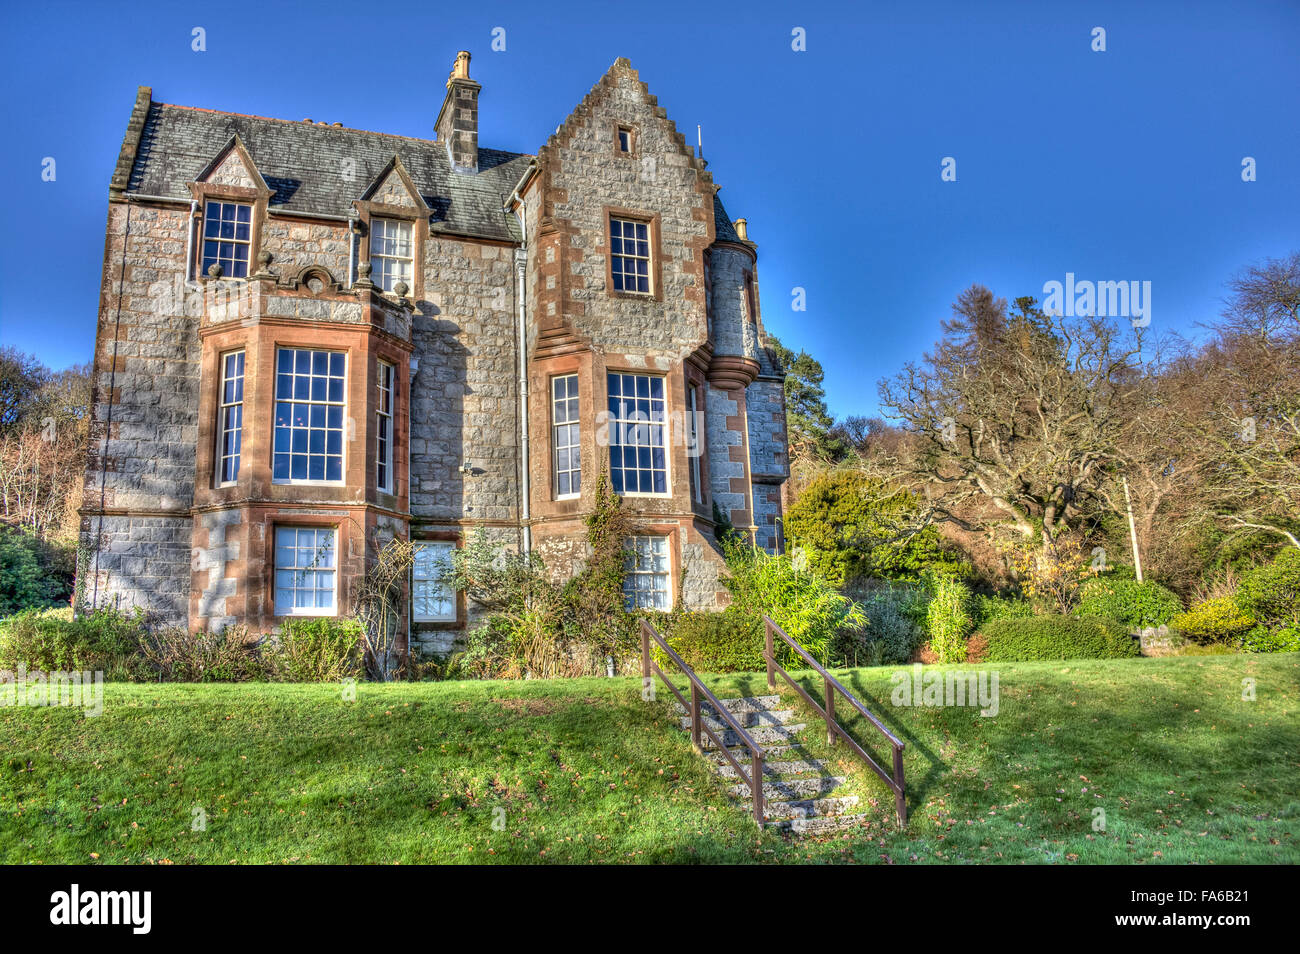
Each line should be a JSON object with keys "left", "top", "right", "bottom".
{"left": 770, "top": 813, "right": 870, "bottom": 835}
{"left": 714, "top": 758, "right": 833, "bottom": 780}
{"left": 677, "top": 708, "right": 796, "bottom": 732}
{"left": 697, "top": 724, "right": 806, "bottom": 750}
{"left": 726, "top": 776, "right": 847, "bottom": 801}
{"left": 705, "top": 744, "right": 795, "bottom": 766}
{"left": 763, "top": 795, "right": 860, "bottom": 822}
{"left": 673, "top": 695, "right": 781, "bottom": 715}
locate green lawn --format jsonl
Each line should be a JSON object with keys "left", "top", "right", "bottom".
{"left": 2, "top": 653, "right": 1297, "bottom": 864}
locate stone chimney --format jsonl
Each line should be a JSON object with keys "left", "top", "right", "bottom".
{"left": 436, "top": 50, "right": 480, "bottom": 174}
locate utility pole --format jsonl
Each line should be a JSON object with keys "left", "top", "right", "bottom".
{"left": 1122, "top": 475, "right": 1144, "bottom": 583}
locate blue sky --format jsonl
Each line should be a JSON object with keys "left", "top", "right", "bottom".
{"left": 1, "top": 0, "right": 1296, "bottom": 419}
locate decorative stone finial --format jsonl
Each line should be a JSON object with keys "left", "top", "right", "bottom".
{"left": 734, "top": 218, "right": 748, "bottom": 241}
{"left": 207, "top": 263, "right": 223, "bottom": 279}
{"left": 392, "top": 280, "right": 409, "bottom": 298}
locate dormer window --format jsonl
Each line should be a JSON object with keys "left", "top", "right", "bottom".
{"left": 370, "top": 218, "right": 413, "bottom": 293}
{"left": 617, "top": 126, "right": 634, "bottom": 154}
{"left": 201, "top": 201, "right": 252, "bottom": 278}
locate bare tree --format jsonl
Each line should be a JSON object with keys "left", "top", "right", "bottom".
{"left": 878, "top": 286, "right": 1144, "bottom": 553}
{"left": 352, "top": 534, "right": 416, "bottom": 681}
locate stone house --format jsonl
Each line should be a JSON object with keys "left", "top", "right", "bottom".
{"left": 79, "top": 52, "right": 789, "bottom": 656}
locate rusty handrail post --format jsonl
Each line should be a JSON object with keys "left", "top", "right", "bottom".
{"left": 640, "top": 619, "right": 652, "bottom": 679}
{"left": 689, "top": 681, "right": 702, "bottom": 750}
{"left": 752, "top": 750, "right": 765, "bottom": 823}
{"left": 824, "top": 675, "right": 836, "bottom": 746}
{"left": 893, "top": 745, "right": 907, "bottom": 827}
{"left": 764, "top": 618, "right": 776, "bottom": 691}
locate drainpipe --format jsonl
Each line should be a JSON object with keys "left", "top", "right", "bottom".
{"left": 408, "top": 355, "right": 418, "bottom": 656}
{"left": 347, "top": 214, "right": 358, "bottom": 288}
{"left": 505, "top": 161, "right": 537, "bottom": 554}
{"left": 184, "top": 199, "right": 199, "bottom": 281}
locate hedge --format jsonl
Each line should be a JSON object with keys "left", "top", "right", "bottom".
{"left": 980, "top": 615, "right": 1140, "bottom": 662}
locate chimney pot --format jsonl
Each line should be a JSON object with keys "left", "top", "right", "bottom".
{"left": 734, "top": 218, "right": 748, "bottom": 241}
{"left": 451, "top": 50, "right": 472, "bottom": 82}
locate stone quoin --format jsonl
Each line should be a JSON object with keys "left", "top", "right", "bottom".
{"left": 79, "top": 52, "right": 790, "bottom": 657}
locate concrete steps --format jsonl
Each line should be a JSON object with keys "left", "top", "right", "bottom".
{"left": 675, "top": 692, "right": 867, "bottom": 835}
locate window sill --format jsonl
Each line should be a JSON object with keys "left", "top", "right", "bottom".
{"left": 275, "top": 609, "right": 337, "bottom": 618}
{"left": 272, "top": 480, "right": 347, "bottom": 487}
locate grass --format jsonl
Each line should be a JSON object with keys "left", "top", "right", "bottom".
{"left": 1, "top": 653, "right": 1296, "bottom": 864}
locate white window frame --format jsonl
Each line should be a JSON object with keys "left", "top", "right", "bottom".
{"left": 687, "top": 383, "right": 703, "bottom": 504}
{"left": 552, "top": 373, "right": 581, "bottom": 500}
{"left": 369, "top": 217, "right": 413, "bottom": 293}
{"left": 201, "top": 200, "right": 253, "bottom": 278}
{"left": 609, "top": 216, "right": 651, "bottom": 294}
{"left": 273, "top": 347, "right": 348, "bottom": 485}
{"left": 607, "top": 372, "right": 670, "bottom": 497}
{"left": 376, "top": 360, "right": 395, "bottom": 494}
{"left": 216, "top": 349, "right": 245, "bottom": 487}
{"left": 412, "top": 541, "right": 458, "bottom": 623}
{"left": 274, "top": 526, "right": 338, "bottom": 617}
{"left": 623, "top": 535, "right": 671, "bottom": 611}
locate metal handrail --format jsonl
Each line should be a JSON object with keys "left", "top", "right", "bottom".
{"left": 640, "top": 619, "right": 767, "bottom": 826}
{"left": 762, "top": 614, "right": 908, "bottom": 827}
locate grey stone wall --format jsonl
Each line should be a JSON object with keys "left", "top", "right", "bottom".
{"left": 745, "top": 377, "right": 789, "bottom": 483}
{"left": 260, "top": 219, "right": 351, "bottom": 285}
{"left": 409, "top": 236, "right": 520, "bottom": 524}
{"left": 81, "top": 515, "right": 193, "bottom": 623}
{"left": 706, "top": 245, "right": 761, "bottom": 362}
{"left": 81, "top": 203, "right": 200, "bottom": 625}
{"left": 704, "top": 384, "right": 745, "bottom": 519}
{"left": 544, "top": 69, "right": 711, "bottom": 358}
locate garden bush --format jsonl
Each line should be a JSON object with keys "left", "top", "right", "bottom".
{"left": 1169, "top": 596, "right": 1256, "bottom": 644}
{"left": 857, "top": 584, "right": 926, "bottom": 665}
{"left": 0, "top": 606, "right": 147, "bottom": 678}
{"left": 1077, "top": 577, "right": 1183, "bottom": 629}
{"left": 1235, "top": 549, "right": 1300, "bottom": 633}
{"left": 263, "top": 617, "right": 364, "bottom": 681}
{"left": 0, "top": 529, "right": 69, "bottom": 616}
{"left": 783, "top": 470, "right": 968, "bottom": 585}
{"left": 138, "top": 626, "right": 262, "bottom": 682}
{"left": 721, "top": 538, "right": 864, "bottom": 666}
{"left": 980, "top": 615, "right": 1140, "bottom": 662}
{"left": 925, "top": 575, "right": 974, "bottom": 663}
{"left": 973, "top": 592, "right": 1036, "bottom": 627}
{"left": 1239, "top": 625, "right": 1300, "bottom": 654}
{"left": 661, "top": 607, "right": 764, "bottom": 673}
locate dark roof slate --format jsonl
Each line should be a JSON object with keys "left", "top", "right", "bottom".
{"left": 127, "top": 103, "right": 534, "bottom": 242}
{"left": 124, "top": 97, "right": 741, "bottom": 248}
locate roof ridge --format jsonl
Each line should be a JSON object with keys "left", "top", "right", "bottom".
{"left": 155, "top": 102, "right": 534, "bottom": 158}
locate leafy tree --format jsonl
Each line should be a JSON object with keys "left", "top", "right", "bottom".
{"left": 766, "top": 335, "right": 845, "bottom": 465}
{"left": 784, "top": 469, "right": 966, "bottom": 586}
{"left": 0, "top": 527, "right": 67, "bottom": 616}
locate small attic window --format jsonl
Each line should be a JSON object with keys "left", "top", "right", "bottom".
{"left": 617, "top": 126, "right": 634, "bottom": 154}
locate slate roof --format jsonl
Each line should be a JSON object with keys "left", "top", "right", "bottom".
{"left": 126, "top": 102, "right": 534, "bottom": 242}
{"left": 122, "top": 96, "right": 741, "bottom": 247}
{"left": 712, "top": 193, "right": 741, "bottom": 244}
